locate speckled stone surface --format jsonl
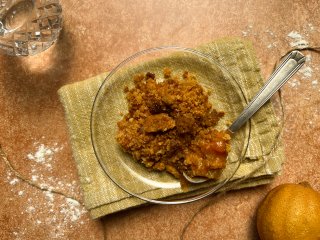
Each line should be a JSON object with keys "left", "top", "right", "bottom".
{"left": 0, "top": 0, "right": 319, "bottom": 239}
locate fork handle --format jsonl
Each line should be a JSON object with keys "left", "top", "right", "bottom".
{"left": 228, "top": 50, "right": 306, "bottom": 133}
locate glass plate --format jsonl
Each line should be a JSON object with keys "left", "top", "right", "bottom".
{"left": 90, "top": 46, "right": 250, "bottom": 204}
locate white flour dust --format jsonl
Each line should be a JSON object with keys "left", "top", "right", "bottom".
{"left": 241, "top": 24, "right": 253, "bottom": 37}
{"left": 287, "top": 31, "right": 309, "bottom": 48}
{"left": 299, "top": 66, "right": 313, "bottom": 79}
{"left": 288, "top": 78, "right": 301, "bottom": 88}
{"left": 312, "top": 80, "right": 318, "bottom": 86}
{"left": 9, "top": 178, "right": 19, "bottom": 185}
{"left": 240, "top": 24, "right": 319, "bottom": 90}
{"left": 27, "top": 143, "right": 63, "bottom": 169}
{"left": 285, "top": 29, "right": 318, "bottom": 89}
{"left": 22, "top": 190, "right": 87, "bottom": 239}
{"left": 4, "top": 138, "right": 87, "bottom": 239}
{"left": 62, "top": 198, "right": 86, "bottom": 222}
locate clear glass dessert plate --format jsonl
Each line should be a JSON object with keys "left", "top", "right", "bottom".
{"left": 90, "top": 46, "right": 251, "bottom": 204}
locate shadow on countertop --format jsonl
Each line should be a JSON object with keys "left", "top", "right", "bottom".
{"left": 0, "top": 27, "right": 75, "bottom": 109}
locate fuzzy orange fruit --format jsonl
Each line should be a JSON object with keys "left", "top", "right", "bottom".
{"left": 256, "top": 183, "right": 320, "bottom": 240}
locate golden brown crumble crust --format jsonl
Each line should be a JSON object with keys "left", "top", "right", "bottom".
{"left": 116, "top": 69, "right": 230, "bottom": 180}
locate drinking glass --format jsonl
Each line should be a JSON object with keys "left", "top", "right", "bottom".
{"left": 0, "top": 0, "right": 62, "bottom": 56}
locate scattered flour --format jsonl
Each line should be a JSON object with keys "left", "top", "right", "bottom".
{"left": 5, "top": 138, "right": 86, "bottom": 238}
{"left": 288, "top": 79, "right": 301, "bottom": 88}
{"left": 307, "top": 23, "right": 315, "bottom": 31}
{"left": 61, "top": 198, "right": 86, "bottom": 222}
{"left": 287, "top": 31, "right": 309, "bottom": 48}
{"left": 312, "top": 80, "right": 318, "bottom": 86}
{"left": 241, "top": 24, "right": 254, "bottom": 37}
{"left": 288, "top": 31, "right": 303, "bottom": 39}
{"left": 304, "top": 23, "right": 316, "bottom": 34}
{"left": 305, "top": 54, "right": 312, "bottom": 62}
{"left": 282, "top": 38, "right": 319, "bottom": 88}
{"left": 20, "top": 187, "right": 86, "bottom": 238}
{"left": 9, "top": 178, "right": 19, "bottom": 185}
{"left": 31, "top": 175, "right": 39, "bottom": 181}
{"left": 26, "top": 206, "right": 35, "bottom": 213}
{"left": 299, "top": 66, "right": 313, "bottom": 79}
{"left": 27, "top": 143, "right": 63, "bottom": 165}
{"left": 44, "top": 191, "right": 54, "bottom": 202}
{"left": 267, "top": 42, "right": 277, "bottom": 49}
{"left": 242, "top": 31, "right": 248, "bottom": 37}
{"left": 265, "top": 29, "right": 278, "bottom": 49}
{"left": 266, "top": 29, "right": 275, "bottom": 36}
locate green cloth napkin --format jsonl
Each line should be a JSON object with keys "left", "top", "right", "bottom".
{"left": 58, "top": 38, "right": 284, "bottom": 219}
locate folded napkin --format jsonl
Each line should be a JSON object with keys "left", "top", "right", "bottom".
{"left": 58, "top": 38, "right": 284, "bottom": 219}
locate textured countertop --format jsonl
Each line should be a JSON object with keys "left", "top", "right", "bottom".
{"left": 0, "top": 0, "right": 319, "bottom": 239}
